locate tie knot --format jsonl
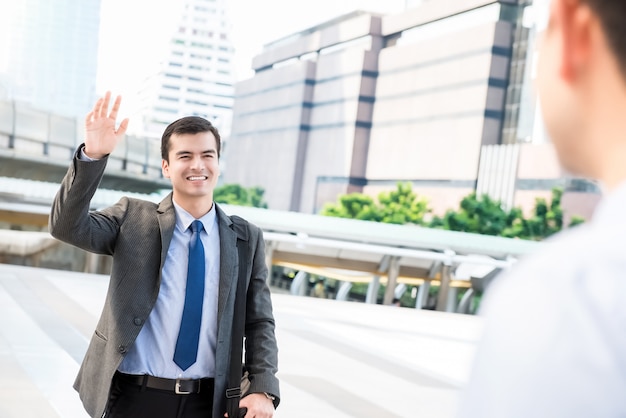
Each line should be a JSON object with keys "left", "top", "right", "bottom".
{"left": 190, "top": 220, "right": 203, "bottom": 233}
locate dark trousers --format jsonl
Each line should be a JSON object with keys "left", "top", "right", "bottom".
{"left": 105, "top": 373, "right": 214, "bottom": 418}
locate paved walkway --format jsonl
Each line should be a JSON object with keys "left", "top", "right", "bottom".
{"left": 0, "top": 263, "right": 483, "bottom": 418}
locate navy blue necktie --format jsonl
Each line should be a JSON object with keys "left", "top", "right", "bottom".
{"left": 174, "top": 220, "right": 205, "bottom": 370}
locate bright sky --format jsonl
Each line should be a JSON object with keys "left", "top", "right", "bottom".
{"left": 97, "top": 0, "right": 408, "bottom": 119}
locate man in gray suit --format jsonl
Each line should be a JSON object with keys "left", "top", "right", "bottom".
{"left": 49, "top": 92, "right": 279, "bottom": 418}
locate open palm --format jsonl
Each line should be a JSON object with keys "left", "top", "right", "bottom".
{"left": 84, "top": 92, "right": 129, "bottom": 159}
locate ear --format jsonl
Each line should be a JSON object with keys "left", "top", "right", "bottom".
{"left": 161, "top": 159, "right": 170, "bottom": 178}
{"left": 558, "top": 0, "right": 594, "bottom": 82}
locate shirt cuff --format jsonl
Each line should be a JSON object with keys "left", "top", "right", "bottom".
{"left": 79, "top": 145, "right": 100, "bottom": 162}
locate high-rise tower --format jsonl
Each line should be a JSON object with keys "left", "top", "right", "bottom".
{"left": 0, "top": 0, "right": 101, "bottom": 118}
{"left": 137, "top": 0, "right": 235, "bottom": 139}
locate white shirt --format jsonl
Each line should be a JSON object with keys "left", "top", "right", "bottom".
{"left": 118, "top": 201, "right": 221, "bottom": 379}
{"left": 457, "top": 181, "right": 626, "bottom": 417}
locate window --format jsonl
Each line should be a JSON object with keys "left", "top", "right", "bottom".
{"left": 155, "top": 107, "right": 177, "bottom": 114}
{"left": 186, "top": 100, "right": 208, "bottom": 106}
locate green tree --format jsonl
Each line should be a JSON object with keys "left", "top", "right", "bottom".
{"left": 518, "top": 187, "right": 568, "bottom": 240}
{"left": 430, "top": 193, "right": 522, "bottom": 236}
{"left": 321, "top": 182, "right": 430, "bottom": 225}
{"left": 428, "top": 187, "right": 585, "bottom": 240}
{"left": 377, "top": 182, "right": 430, "bottom": 225}
{"left": 569, "top": 215, "right": 585, "bottom": 227}
{"left": 213, "top": 184, "right": 268, "bottom": 208}
{"left": 320, "top": 193, "right": 381, "bottom": 221}
{"left": 323, "top": 183, "right": 585, "bottom": 241}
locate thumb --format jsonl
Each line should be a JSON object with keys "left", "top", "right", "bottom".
{"left": 116, "top": 118, "right": 130, "bottom": 137}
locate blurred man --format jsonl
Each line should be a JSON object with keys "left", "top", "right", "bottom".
{"left": 458, "top": 0, "right": 626, "bottom": 416}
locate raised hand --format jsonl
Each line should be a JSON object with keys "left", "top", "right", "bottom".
{"left": 84, "top": 91, "right": 129, "bottom": 159}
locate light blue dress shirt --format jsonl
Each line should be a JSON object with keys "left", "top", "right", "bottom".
{"left": 118, "top": 201, "right": 220, "bottom": 379}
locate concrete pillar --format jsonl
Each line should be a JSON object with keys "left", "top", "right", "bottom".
{"left": 336, "top": 281, "right": 353, "bottom": 301}
{"left": 365, "top": 276, "right": 380, "bottom": 304}
{"left": 84, "top": 252, "right": 100, "bottom": 274}
{"left": 436, "top": 263, "right": 453, "bottom": 312}
{"left": 457, "top": 288, "right": 474, "bottom": 314}
{"left": 446, "top": 287, "right": 459, "bottom": 312}
{"left": 382, "top": 256, "right": 401, "bottom": 305}
{"left": 264, "top": 241, "right": 276, "bottom": 285}
{"left": 290, "top": 270, "right": 308, "bottom": 296}
{"left": 415, "top": 281, "right": 430, "bottom": 309}
{"left": 264, "top": 240, "right": 275, "bottom": 271}
{"left": 435, "top": 251, "right": 455, "bottom": 311}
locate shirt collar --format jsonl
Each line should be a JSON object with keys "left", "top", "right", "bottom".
{"left": 172, "top": 200, "right": 217, "bottom": 236}
{"left": 591, "top": 179, "right": 626, "bottom": 226}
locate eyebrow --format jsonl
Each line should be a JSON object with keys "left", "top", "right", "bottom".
{"left": 175, "top": 149, "right": 217, "bottom": 156}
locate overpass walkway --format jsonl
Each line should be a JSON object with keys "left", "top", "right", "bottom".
{"left": 0, "top": 263, "right": 482, "bottom": 418}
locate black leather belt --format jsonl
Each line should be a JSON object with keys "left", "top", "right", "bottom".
{"left": 116, "top": 372, "right": 215, "bottom": 395}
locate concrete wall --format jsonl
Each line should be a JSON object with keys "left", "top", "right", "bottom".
{"left": 298, "top": 46, "right": 380, "bottom": 212}
{"left": 223, "top": 61, "right": 316, "bottom": 210}
{"left": 367, "top": 21, "right": 512, "bottom": 183}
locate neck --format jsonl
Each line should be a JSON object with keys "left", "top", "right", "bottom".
{"left": 587, "top": 91, "right": 626, "bottom": 193}
{"left": 580, "top": 56, "right": 626, "bottom": 193}
{"left": 173, "top": 194, "right": 214, "bottom": 219}
{"left": 596, "top": 143, "right": 626, "bottom": 193}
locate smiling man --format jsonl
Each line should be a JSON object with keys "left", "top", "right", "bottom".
{"left": 49, "top": 92, "right": 280, "bottom": 418}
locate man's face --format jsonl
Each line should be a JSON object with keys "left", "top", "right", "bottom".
{"left": 535, "top": 0, "right": 588, "bottom": 176}
{"left": 161, "top": 131, "right": 220, "bottom": 202}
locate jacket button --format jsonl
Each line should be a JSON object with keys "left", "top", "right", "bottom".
{"left": 118, "top": 345, "right": 127, "bottom": 354}
{"left": 134, "top": 317, "right": 143, "bottom": 326}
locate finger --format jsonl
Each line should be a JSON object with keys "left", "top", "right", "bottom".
{"left": 116, "top": 118, "right": 130, "bottom": 137}
{"left": 100, "top": 91, "right": 111, "bottom": 118}
{"left": 92, "top": 97, "right": 103, "bottom": 120}
{"left": 85, "top": 110, "right": 94, "bottom": 125}
{"left": 109, "top": 95, "right": 122, "bottom": 120}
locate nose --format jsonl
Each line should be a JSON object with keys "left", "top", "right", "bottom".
{"left": 190, "top": 155, "right": 203, "bottom": 170}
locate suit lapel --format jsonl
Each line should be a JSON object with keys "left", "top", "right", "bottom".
{"left": 157, "top": 194, "right": 176, "bottom": 273}
{"left": 216, "top": 204, "right": 238, "bottom": 324}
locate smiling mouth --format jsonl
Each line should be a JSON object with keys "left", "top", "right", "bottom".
{"left": 187, "top": 176, "right": 207, "bottom": 181}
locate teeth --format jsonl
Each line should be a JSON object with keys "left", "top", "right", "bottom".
{"left": 188, "top": 176, "right": 206, "bottom": 180}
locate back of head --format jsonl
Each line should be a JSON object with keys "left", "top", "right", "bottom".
{"left": 536, "top": 0, "right": 626, "bottom": 184}
{"left": 584, "top": 0, "right": 626, "bottom": 81}
{"left": 161, "top": 116, "right": 221, "bottom": 161}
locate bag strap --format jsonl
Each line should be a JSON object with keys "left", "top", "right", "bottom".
{"left": 226, "top": 216, "right": 248, "bottom": 418}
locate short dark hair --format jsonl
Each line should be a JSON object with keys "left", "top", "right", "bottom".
{"left": 161, "top": 116, "right": 221, "bottom": 161}
{"left": 583, "top": 0, "right": 626, "bottom": 79}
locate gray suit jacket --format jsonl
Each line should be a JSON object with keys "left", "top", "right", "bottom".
{"left": 49, "top": 149, "right": 280, "bottom": 418}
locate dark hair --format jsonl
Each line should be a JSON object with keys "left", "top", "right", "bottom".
{"left": 583, "top": 0, "right": 626, "bottom": 79}
{"left": 161, "top": 116, "right": 221, "bottom": 161}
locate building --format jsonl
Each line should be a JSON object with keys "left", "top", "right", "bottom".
{"left": 0, "top": 0, "right": 101, "bottom": 118}
{"left": 136, "top": 0, "right": 235, "bottom": 138}
{"left": 223, "top": 0, "right": 600, "bottom": 221}
{"left": 224, "top": 10, "right": 385, "bottom": 211}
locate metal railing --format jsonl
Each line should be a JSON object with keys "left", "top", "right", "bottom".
{"left": 0, "top": 99, "right": 164, "bottom": 181}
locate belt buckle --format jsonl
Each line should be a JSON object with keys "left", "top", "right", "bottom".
{"left": 175, "top": 378, "right": 198, "bottom": 395}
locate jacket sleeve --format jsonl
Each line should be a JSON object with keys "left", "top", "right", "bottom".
{"left": 243, "top": 225, "right": 281, "bottom": 407}
{"left": 49, "top": 146, "right": 126, "bottom": 255}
